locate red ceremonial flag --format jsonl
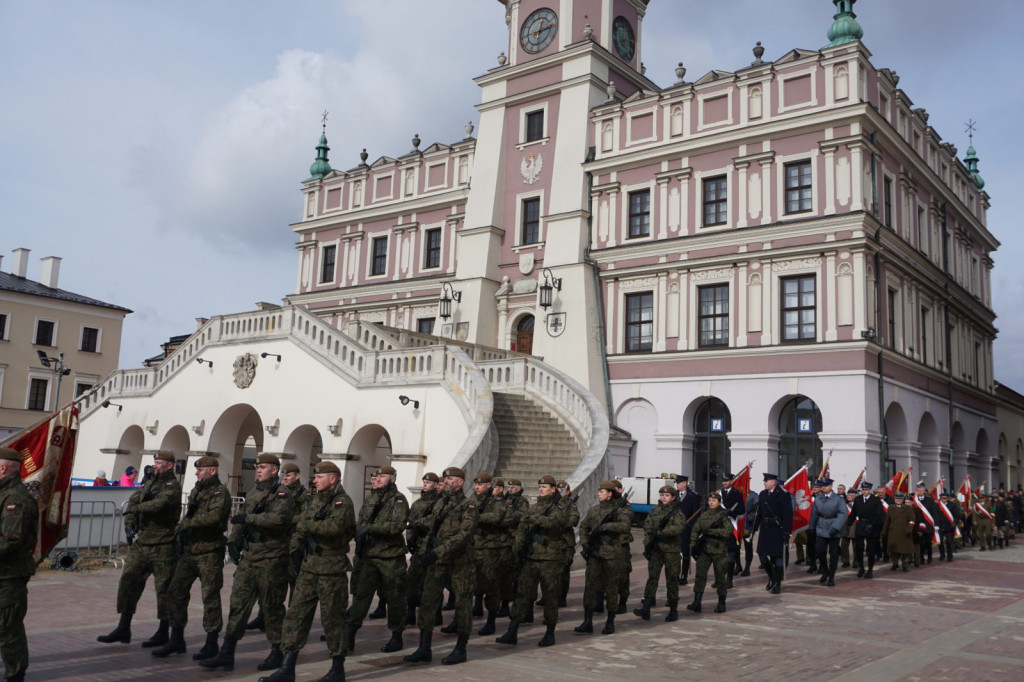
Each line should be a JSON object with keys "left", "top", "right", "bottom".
{"left": 930, "top": 479, "right": 944, "bottom": 502}
{"left": 883, "top": 469, "right": 903, "bottom": 498}
{"left": 851, "top": 469, "right": 865, "bottom": 491}
{"left": 731, "top": 464, "right": 752, "bottom": 542}
{"left": 898, "top": 467, "right": 914, "bottom": 495}
{"left": 0, "top": 404, "right": 79, "bottom": 563}
{"left": 957, "top": 476, "right": 973, "bottom": 509}
{"left": 784, "top": 465, "right": 812, "bottom": 535}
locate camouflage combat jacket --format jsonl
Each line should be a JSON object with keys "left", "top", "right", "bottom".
{"left": 579, "top": 497, "right": 632, "bottom": 561}
{"left": 514, "top": 492, "right": 569, "bottom": 561}
{"left": 126, "top": 468, "right": 182, "bottom": 546}
{"left": 0, "top": 474, "right": 37, "bottom": 580}
{"left": 230, "top": 479, "right": 295, "bottom": 561}
{"left": 691, "top": 506, "right": 733, "bottom": 555}
{"left": 473, "top": 489, "right": 511, "bottom": 550}
{"left": 425, "top": 488, "right": 478, "bottom": 565}
{"left": 406, "top": 489, "right": 441, "bottom": 555}
{"left": 180, "top": 475, "right": 232, "bottom": 555}
{"left": 357, "top": 483, "right": 408, "bottom": 559}
{"left": 642, "top": 499, "right": 686, "bottom": 554}
{"left": 295, "top": 482, "right": 356, "bottom": 574}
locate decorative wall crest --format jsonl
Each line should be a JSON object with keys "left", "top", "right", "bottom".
{"left": 772, "top": 257, "right": 822, "bottom": 272}
{"left": 512, "top": 278, "right": 538, "bottom": 294}
{"left": 519, "top": 253, "right": 535, "bottom": 275}
{"left": 521, "top": 153, "right": 543, "bottom": 184}
{"left": 546, "top": 312, "right": 567, "bottom": 337}
{"left": 690, "top": 268, "right": 732, "bottom": 282}
{"left": 619, "top": 277, "right": 658, "bottom": 290}
{"left": 232, "top": 353, "right": 258, "bottom": 389}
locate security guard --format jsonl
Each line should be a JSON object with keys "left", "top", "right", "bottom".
{"left": 259, "top": 461, "right": 355, "bottom": 682}
{"left": 98, "top": 452, "right": 181, "bottom": 647}
{"left": 152, "top": 455, "right": 232, "bottom": 660}
{"left": 0, "top": 447, "right": 37, "bottom": 682}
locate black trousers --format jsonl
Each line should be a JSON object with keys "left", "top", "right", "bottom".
{"left": 814, "top": 536, "right": 840, "bottom": 575}
{"left": 853, "top": 536, "right": 879, "bottom": 570}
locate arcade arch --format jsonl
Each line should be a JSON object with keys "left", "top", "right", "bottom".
{"left": 346, "top": 425, "right": 393, "bottom": 508}
{"left": 208, "top": 403, "right": 264, "bottom": 496}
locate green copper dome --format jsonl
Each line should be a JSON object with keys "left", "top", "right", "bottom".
{"left": 308, "top": 131, "right": 332, "bottom": 181}
{"left": 964, "top": 145, "right": 985, "bottom": 190}
{"left": 826, "top": 0, "right": 864, "bottom": 47}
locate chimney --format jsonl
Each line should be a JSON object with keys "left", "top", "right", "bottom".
{"left": 40, "top": 256, "right": 62, "bottom": 289}
{"left": 11, "top": 248, "right": 30, "bottom": 278}
{"left": 0, "top": 255, "right": 4, "bottom": 272}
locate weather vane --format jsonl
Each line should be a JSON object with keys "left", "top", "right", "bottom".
{"left": 321, "top": 110, "right": 329, "bottom": 131}
{"left": 965, "top": 118, "right": 976, "bottom": 145}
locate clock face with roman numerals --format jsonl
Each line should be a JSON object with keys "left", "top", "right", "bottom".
{"left": 520, "top": 8, "right": 558, "bottom": 54}
{"left": 613, "top": 16, "right": 636, "bottom": 61}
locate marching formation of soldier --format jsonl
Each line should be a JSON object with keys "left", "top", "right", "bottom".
{"left": 1, "top": 446, "right": 1016, "bottom": 682}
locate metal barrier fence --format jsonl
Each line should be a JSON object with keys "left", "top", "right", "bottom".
{"left": 49, "top": 500, "right": 125, "bottom": 570}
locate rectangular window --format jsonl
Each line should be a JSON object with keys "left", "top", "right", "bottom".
{"left": 917, "top": 207, "right": 927, "bottom": 251}
{"left": 320, "top": 245, "right": 336, "bottom": 283}
{"left": 81, "top": 326, "right": 100, "bottom": 353}
{"left": 28, "top": 377, "right": 48, "bottom": 411}
{"left": 702, "top": 176, "right": 727, "bottom": 226}
{"left": 75, "top": 382, "right": 93, "bottom": 398}
{"left": 628, "top": 190, "right": 651, "bottom": 238}
{"left": 920, "top": 306, "right": 930, "bottom": 365}
{"left": 521, "top": 197, "right": 541, "bottom": 245}
{"left": 781, "top": 275, "right": 816, "bottom": 342}
{"left": 423, "top": 228, "right": 442, "bottom": 269}
{"left": 417, "top": 318, "right": 435, "bottom": 335}
{"left": 371, "top": 237, "right": 388, "bottom": 276}
{"left": 0, "top": 313, "right": 7, "bottom": 340}
{"left": 785, "top": 161, "right": 813, "bottom": 214}
{"left": 35, "top": 320, "right": 55, "bottom": 346}
{"left": 887, "top": 289, "right": 898, "bottom": 350}
{"left": 698, "top": 284, "right": 729, "bottom": 347}
{"left": 625, "top": 292, "right": 654, "bottom": 352}
{"left": 526, "top": 110, "right": 544, "bottom": 142}
{"left": 883, "top": 177, "right": 893, "bottom": 228}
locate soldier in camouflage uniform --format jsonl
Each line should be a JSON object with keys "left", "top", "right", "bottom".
{"left": 404, "top": 466, "right": 478, "bottom": 666}
{"left": 611, "top": 479, "right": 633, "bottom": 614}
{"left": 152, "top": 456, "right": 232, "bottom": 660}
{"left": 98, "top": 451, "right": 182, "bottom": 648}
{"left": 687, "top": 491, "right": 733, "bottom": 614}
{"left": 575, "top": 480, "right": 632, "bottom": 635}
{"left": 347, "top": 465, "right": 409, "bottom": 653}
{"left": 500, "top": 479, "right": 529, "bottom": 617}
{"left": 0, "top": 447, "right": 37, "bottom": 682}
{"left": 496, "top": 475, "right": 570, "bottom": 648}
{"left": 258, "top": 461, "right": 355, "bottom": 682}
{"left": 200, "top": 453, "right": 295, "bottom": 673}
{"left": 557, "top": 481, "right": 580, "bottom": 608}
{"left": 405, "top": 472, "right": 441, "bottom": 626}
{"left": 469, "top": 473, "right": 509, "bottom": 636}
{"left": 634, "top": 485, "right": 684, "bottom": 622}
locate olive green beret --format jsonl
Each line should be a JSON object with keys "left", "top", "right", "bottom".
{"left": 374, "top": 465, "right": 397, "bottom": 476}
{"left": 473, "top": 473, "right": 492, "bottom": 484}
{"left": 0, "top": 447, "right": 22, "bottom": 463}
{"left": 281, "top": 463, "right": 300, "bottom": 474}
{"left": 538, "top": 475, "right": 557, "bottom": 486}
{"left": 154, "top": 451, "right": 175, "bottom": 462}
{"left": 194, "top": 456, "right": 219, "bottom": 468}
{"left": 256, "top": 453, "right": 280, "bottom": 466}
{"left": 313, "top": 461, "right": 341, "bottom": 476}
{"left": 598, "top": 480, "right": 618, "bottom": 492}
{"left": 658, "top": 485, "right": 676, "bottom": 495}
{"left": 492, "top": 478, "right": 505, "bottom": 487}
{"left": 442, "top": 467, "right": 466, "bottom": 479}
{"left": 421, "top": 472, "right": 440, "bottom": 483}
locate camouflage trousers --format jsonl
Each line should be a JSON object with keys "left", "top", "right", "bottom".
{"left": 692, "top": 552, "right": 729, "bottom": 599}
{"left": 419, "top": 559, "right": 474, "bottom": 635}
{"left": 281, "top": 570, "right": 348, "bottom": 658}
{"left": 582, "top": 555, "right": 627, "bottom": 612}
{"left": 225, "top": 555, "right": 289, "bottom": 643}
{"left": 976, "top": 521, "right": 993, "bottom": 548}
{"left": 513, "top": 558, "right": 561, "bottom": 626}
{"left": 616, "top": 552, "right": 632, "bottom": 605}
{"left": 473, "top": 547, "right": 508, "bottom": 614}
{"left": 405, "top": 552, "right": 427, "bottom": 608}
{"left": 348, "top": 555, "right": 407, "bottom": 633}
{"left": 165, "top": 549, "right": 225, "bottom": 632}
{"left": 117, "top": 541, "right": 177, "bottom": 619}
{"left": 0, "top": 578, "right": 29, "bottom": 679}
{"left": 643, "top": 548, "right": 680, "bottom": 606}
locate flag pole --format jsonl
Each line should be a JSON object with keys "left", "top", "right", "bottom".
{"left": 0, "top": 388, "right": 95, "bottom": 448}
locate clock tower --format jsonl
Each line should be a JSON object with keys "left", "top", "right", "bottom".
{"left": 454, "top": 0, "right": 654, "bottom": 402}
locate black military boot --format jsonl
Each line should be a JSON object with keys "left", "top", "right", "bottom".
{"left": 368, "top": 597, "right": 387, "bottom": 620}
{"left": 714, "top": 597, "right": 727, "bottom": 614}
{"left": 574, "top": 609, "right": 594, "bottom": 634}
{"left": 765, "top": 564, "right": 776, "bottom": 592}
{"left": 741, "top": 556, "right": 752, "bottom": 576}
{"left": 381, "top": 631, "right": 403, "bottom": 653}
{"left": 594, "top": 593, "right": 605, "bottom": 614}
{"left": 403, "top": 629, "right": 432, "bottom": 663}
{"left": 827, "top": 570, "right": 836, "bottom": 587}
{"left": 615, "top": 597, "right": 628, "bottom": 614}
{"left": 665, "top": 604, "right": 678, "bottom": 622}
{"left": 318, "top": 656, "right": 345, "bottom": 682}
{"left": 440, "top": 614, "right": 458, "bottom": 635}
{"left": 496, "top": 600, "right": 510, "bottom": 618}
{"left": 472, "top": 594, "right": 484, "bottom": 617}
{"left": 141, "top": 619, "right": 169, "bottom": 648}
{"left": 725, "top": 563, "right": 735, "bottom": 589}
{"left": 257, "top": 643, "right": 284, "bottom": 671}
{"left": 686, "top": 591, "right": 702, "bottom": 613}
{"left": 538, "top": 624, "right": 556, "bottom": 647}
{"left": 818, "top": 566, "right": 829, "bottom": 584}
{"left": 199, "top": 635, "right": 236, "bottom": 671}
{"left": 441, "top": 633, "right": 468, "bottom": 665}
{"left": 857, "top": 565, "right": 866, "bottom": 578}
{"left": 771, "top": 569, "right": 782, "bottom": 594}
{"left": 495, "top": 619, "right": 519, "bottom": 645}
{"left": 257, "top": 651, "right": 297, "bottom": 682}
{"left": 632, "top": 598, "right": 651, "bottom": 621}
{"left": 97, "top": 612, "right": 132, "bottom": 644}
{"left": 478, "top": 611, "right": 497, "bottom": 636}
{"left": 246, "top": 609, "right": 266, "bottom": 631}
{"left": 152, "top": 626, "right": 186, "bottom": 657}
{"left": 346, "top": 625, "right": 358, "bottom": 653}
{"left": 193, "top": 632, "right": 219, "bottom": 660}
{"left": 601, "top": 612, "right": 615, "bottom": 635}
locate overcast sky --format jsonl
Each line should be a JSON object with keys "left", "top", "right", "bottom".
{"left": 2, "top": 0, "right": 1022, "bottom": 390}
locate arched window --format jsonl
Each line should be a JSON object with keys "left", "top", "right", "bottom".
{"left": 778, "top": 396, "right": 823, "bottom": 479}
{"left": 693, "top": 398, "right": 731, "bottom": 495}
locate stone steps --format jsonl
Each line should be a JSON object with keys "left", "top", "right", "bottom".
{"left": 491, "top": 392, "right": 582, "bottom": 498}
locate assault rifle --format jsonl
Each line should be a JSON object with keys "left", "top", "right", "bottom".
{"left": 355, "top": 488, "right": 389, "bottom": 558}
{"left": 517, "top": 492, "right": 579, "bottom": 567}
{"left": 292, "top": 483, "right": 343, "bottom": 573}
{"left": 407, "top": 492, "right": 443, "bottom": 555}
{"left": 418, "top": 487, "right": 453, "bottom": 565}
{"left": 642, "top": 497, "right": 687, "bottom": 560}
{"left": 174, "top": 482, "right": 203, "bottom": 556}
{"left": 227, "top": 480, "right": 279, "bottom": 564}
{"left": 125, "top": 486, "right": 155, "bottom": 546}
{"left": 581, "top": 489, "right": 632, "bottom": 561}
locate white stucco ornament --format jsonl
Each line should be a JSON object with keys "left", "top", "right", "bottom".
{"left": 521, "top": 153, "right": 543, "bottom": 184}
{"left": 233, "top": 353, "right": 259, "bottom": 389}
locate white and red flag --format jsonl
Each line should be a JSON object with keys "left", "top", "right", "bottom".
{"left": 730, "top": 463, "right": 752, "bottom": 542}
{"left": 957, "top": 476, "right": 973, "bottom": 509}
{"left": 784, "top": 465, "right": 812, "bottom": 535}
{"left": 0, "top": 404, "right": 79, "bottom": 563}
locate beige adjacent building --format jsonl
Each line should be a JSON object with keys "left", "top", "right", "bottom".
{"left": 0, "top": 248, "right": 132, "bottom": 438}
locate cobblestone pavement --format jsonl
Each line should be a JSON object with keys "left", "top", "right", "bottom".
{"left": 17, "top": 539, "right": 1024, "bottom": 681}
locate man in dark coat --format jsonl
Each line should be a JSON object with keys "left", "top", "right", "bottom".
{"left": 914, "top": 484, "right": 939, "bottom": 564}
{"left": 674, "top": 475, "right": 701, "bottom": 586}
{"left": 935, "top": 491, "right": 960, "bottom": 561}
{"left": 847, "top": 481, "right": 885, "bottom": 578}
{"left": 751, "top": 473, "right": 792, "bottom": 594}
{"left": 718, "top": 473, "right": 744, "bottom": 588}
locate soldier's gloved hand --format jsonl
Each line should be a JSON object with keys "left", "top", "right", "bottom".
{"left": 231, "top": 513, "right": 248, "bottom": 525}
{"left": 227, "top": 542, "right": 241, "bottom": 565}
{"left": 829, "top": 528, "right": 841, "bottom": 539}
{"left": 420, "top": 548, "right": 438, "bottom": 567}
{"left": 594, "top": 524, "right": 605, "bottom": 533}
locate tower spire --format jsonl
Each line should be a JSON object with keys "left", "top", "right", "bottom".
{"left": 307, "top": 110, "right": 332, "bottom": 181}
{"left": 964, "top": 120, "right": 985, "bottom": 190}
{"left": 825, "top": 0, "right": 864, "bottom": 48}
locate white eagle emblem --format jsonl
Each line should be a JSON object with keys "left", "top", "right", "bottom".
{"left": 793, "top": 489, "right": 811, "bottom": 511}
{"left": 521, "top": 153, "right": 543, "bottom": 184}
